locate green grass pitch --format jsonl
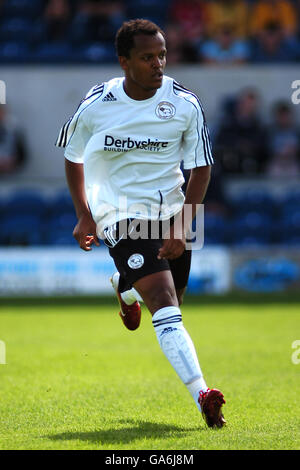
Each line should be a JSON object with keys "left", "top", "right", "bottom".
{"left": 0, "top": 295, "right": 299, "bottom": 450}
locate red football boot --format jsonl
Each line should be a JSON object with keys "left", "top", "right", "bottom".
{"left": 110, "top": 273, "right": 141, "bottom": 331}
{"left": 198, "top": 388, "right": 226, "bottom": 428}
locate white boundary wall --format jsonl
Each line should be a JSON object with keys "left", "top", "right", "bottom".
{"left": 0, "top": 247, "right": 231, "bottom": 296}
{"left": 0, "top": 246, "right": 299, "bottom": 296}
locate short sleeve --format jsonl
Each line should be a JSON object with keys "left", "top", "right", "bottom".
{"left": 55, "top": 110, "right": 91, "bottom": 164}
{"left": 55, "top": 83, "right": 104, "bottom": 163}
{"left": 182, "top": 100, "right": 214, "bottom": 169}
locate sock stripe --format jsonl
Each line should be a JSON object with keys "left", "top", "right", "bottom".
{"left": 152, "top": 314, "right": 182, "bottom": 323}
{"left": 154, "top": 319, "right": 183, "bottom": 327}
{"left": 152, "top": 314, "right": 182, "bottom": 327}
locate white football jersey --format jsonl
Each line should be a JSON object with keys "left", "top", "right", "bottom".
{"left": 56, "top": 75, "right": 213, "bottom": 237}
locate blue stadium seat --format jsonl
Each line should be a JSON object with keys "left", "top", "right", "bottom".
{"left": 233, "top": 211, "right": 273, "bottom": 231}
{"left": 126, "top": 0, "right": 170, "bottom": 27}
{"left": 47, "top": 212, "right": 77, "bottom": 232}
{"left": 32, "top": 42, "right": 73, "bottom": 63}
{"left": 0, "top": 214, "right": 43, "bottom": 245}
{"left": 3, "top": 191, "right": 48, "bottom": 218}
{"left": 48, "top": 192, "right": 75, "bottom": 216}
{"left": 0, "top": 198, "right": 5, "bottom": 217}
{"left": 45, "top": 192, "right": 77, "bottom": 244}
{"left": 78, "top": 43, "right": 117, "bottom": 64}
{"left": 278, "top": 209, "right": 300, "bottom": 244}
{"left": 230, "top": 211, "right": 273, "bottom": 245}
{"left": 45, "top": 229, "right": 77, "bottom": 246}
{"left": 230, "top": 189, "right": 276, "bottom": 217}
{"left": 281, "top": 190, "right": 300, "bottom": 213}
{"left": 282, "top": 235, "right": 300, "bottom": 246}
{"left": 0, "top": 17, "right": 34, "bottom": 41}
{"left": 2, "top": 0, "right": 43, "bottom": 19}
{"left": 0, "top": 41, "right": 29, "bottom": 62}
{"left": 204, "top": 213, "right": 228, "bottom": 245}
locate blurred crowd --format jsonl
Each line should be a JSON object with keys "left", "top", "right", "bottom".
{"left": 213, "top": 90, "right": 300, "bottom": 177}
{"left": 0, "top": 104, "right": 27, "bottom": 176}
{"left": 2, "top": 0, "right": 300, "bottom": 63}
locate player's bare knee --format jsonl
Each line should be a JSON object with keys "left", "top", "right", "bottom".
{"left": 147, "top": 287, "right": 178, "bottom": 314}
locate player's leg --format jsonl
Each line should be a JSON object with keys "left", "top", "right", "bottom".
{"left": 133, "top": 270, "right": 178, "bottom": 314}
{"left": 108, "top": 221, "right": 226, "bottom": 426}
{"left": 173, "top": 252, "right": 226, "bottom": 427}
{"left": 133, "top": 269, "right": 221, "bottom": 422}
{"left": 136, "top": 249, "right": 226, "bottom": 428}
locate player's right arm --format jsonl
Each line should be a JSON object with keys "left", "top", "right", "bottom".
{"left": 65, "top": 159, "right": 99, "bottom": 251}
{"left": 56, "top": 86, "right": 104, "bottom": 251}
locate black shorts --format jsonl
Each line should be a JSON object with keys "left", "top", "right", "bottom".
{"left": 104, "top": 219, "right": 192, "bottom": 293}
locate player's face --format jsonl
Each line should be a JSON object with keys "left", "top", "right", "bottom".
{"left": 120, "top": 33, "right": 167, "bottom": 95}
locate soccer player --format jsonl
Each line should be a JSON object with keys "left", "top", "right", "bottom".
{"left": 56, "top": 19, "right": 226, "bottom": 428}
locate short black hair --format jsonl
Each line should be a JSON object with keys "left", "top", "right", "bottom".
{"left": 115, "top": 19, "right": 165, "bottom": 58}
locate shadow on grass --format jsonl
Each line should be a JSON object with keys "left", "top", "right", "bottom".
{"left": 47, "top": 419, "right": 201, "bottom": 445}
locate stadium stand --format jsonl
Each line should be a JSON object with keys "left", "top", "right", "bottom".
{"left": 0, "top": 0, "right": 300, "bottom": 64}
{"left": 0, "top": 186, "right": 299, "bottom": 247}
{"left": 0, "top": 0, "right": 299, "bottom": 249}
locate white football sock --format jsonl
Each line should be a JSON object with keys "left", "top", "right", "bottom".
{"left": 152, "top": 306, "right": 208, "bottom": 411}
{"left": 112, "top": 272, "right": 143, "bottom": 305}
{"left": 121, "top": 287, "right": 143, "bottom": 305}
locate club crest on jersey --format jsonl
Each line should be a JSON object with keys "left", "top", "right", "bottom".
{"left": 128, "top": 253, "right": 144, "bottom": 269}
{"left": 156, "top": 101, "right": 176, "bottom": 120}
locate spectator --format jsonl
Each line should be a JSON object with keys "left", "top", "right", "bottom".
{"left": 250, "top": 21, "right": 299, "bottom": 63}
{"left": 165, "top": 22, "right": 198, "bottom": 64}
{"left": 199, "top": 24, "right": 250, "bottom": 65}
{"left": 294, "top": 0, "right": 300, "bottom": 38}
{"left": 170, "top": 0, "right": 208, "bottom": 42}
{"left": 250, "top": 0, "right": 297, "bottom": 39}
{"left": 206, "top": 0, "right": 249, "bottom": 39}
{"left": 213, "top": 89, "right": 269, "bottom": 174}
{"left": 72, "top": 0, "right": 125, "bottom": 44}
{"left": 44, "top": 0, "right": 73, "bottom": 42}
{"left": 0, "top": 105, "right": 27, "bottom": 175}
{"left": 266, "top": 100, "right": 300, "bottom": 176}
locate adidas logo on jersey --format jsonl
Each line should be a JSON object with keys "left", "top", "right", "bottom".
{"left": 102, "top": 92, "right": 117, "bottom": 102}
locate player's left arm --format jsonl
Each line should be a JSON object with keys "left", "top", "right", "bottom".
{"left": 158, "top": 166, "right": 211, "bottom": 260}
{"left": 158, "top": 97, "right": 213, "bottom": 260}
{"left": 182, "top": 164, "right": 211, "bottom": 219}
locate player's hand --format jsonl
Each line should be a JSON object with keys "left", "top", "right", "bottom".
{"left": 73, "top": 213, "right": 100, "bottom": 251}
{"left": 157, "top": 223, "right": 185, "bottom": 260}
